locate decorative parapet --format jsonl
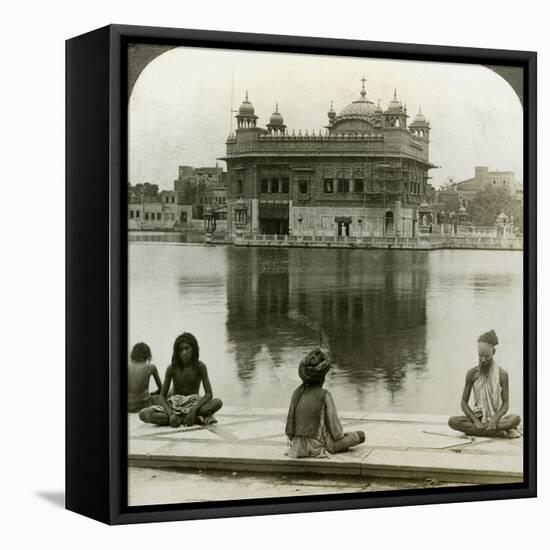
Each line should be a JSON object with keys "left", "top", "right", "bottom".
{"left": 226, "top": 130, "right": 384, "bottom": 143}
{"left": 223, "top": 140, "right": 431, "bottom": 164}
{"left": 257, "top": 131, "right": 384, "bottom": 141}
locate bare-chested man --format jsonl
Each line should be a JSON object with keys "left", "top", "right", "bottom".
{"left": 448, "top": 330, "right": 521, "bottom": 438}
{"left": 139, "top": 332, "right": 223, "bottom": 427}
{"left": 128, "top": 342, "right": 162, "bottom": 413}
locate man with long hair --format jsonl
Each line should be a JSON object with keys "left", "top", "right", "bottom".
{"left": 139, "top": 332, "right": 223, "bottom": 427}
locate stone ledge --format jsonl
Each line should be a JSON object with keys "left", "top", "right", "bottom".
{"left": 360, "top": 449, "right": 523, "bottom": 484}
{"left": 128, "top": 409, "right": 523, "bottom": 485}
{"left": 129, "top": 441, "right": 372, "bottom": 475}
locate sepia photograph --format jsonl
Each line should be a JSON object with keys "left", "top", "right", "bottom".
{"left": 126, "top": 43, "right": 526, "bottom": 507}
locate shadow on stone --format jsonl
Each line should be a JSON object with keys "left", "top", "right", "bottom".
{"left": 35, "top": 491, "right": 65, "bottom": 508}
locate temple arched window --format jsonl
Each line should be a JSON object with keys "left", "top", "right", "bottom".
{"left": 353, "top": 170, "right": 365, "bottom": 193}
{"left": 385, "top": 211, "right": 394, "bottom": 234}
{"left": 336, "top": 170, "right": 349, "bottom": 193}
{"left": 323, "top": 177, "right": 334, "bottom": 194}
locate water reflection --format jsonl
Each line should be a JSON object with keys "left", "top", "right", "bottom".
{"left": 129, "top": 244, "right": 523, "bottom": 414}
{"left": 225, "top": 248, "right": 291, "bottom": 391}
{"left": 225, "top": 248, "right": 428, "bottom": 405}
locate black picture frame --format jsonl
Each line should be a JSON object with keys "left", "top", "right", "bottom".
{"left": 66, "top": 24, "right": 537, "bottom": 525}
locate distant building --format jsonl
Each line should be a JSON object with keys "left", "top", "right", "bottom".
{"left": 174, "top": 164, "right": 227, "bottom": 219}
{"left": 128, "top": 190, "right": 192, "bottom": 230}
{"left": 438, "top": 166, "right": 523, "bottom": 208}
{"left": 220, "top": 81, "right": 437, "bottom": 240}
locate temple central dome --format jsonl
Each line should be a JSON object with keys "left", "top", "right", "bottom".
{"left": 338, "top": 98, "right": 377, "bottom": 117}
{"left": 337, "top": 79, "right": 376, "bottom": 118}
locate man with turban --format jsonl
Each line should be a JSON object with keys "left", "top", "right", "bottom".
{"left": 448, "top": 330, "right": 521, "bottom": 437}
{"left": 285, "top": 349, "right": 365, "bottom": 458}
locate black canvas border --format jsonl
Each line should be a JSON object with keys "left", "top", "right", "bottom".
{"left": 65, "top": 24, "right": 537, "bottom": 525}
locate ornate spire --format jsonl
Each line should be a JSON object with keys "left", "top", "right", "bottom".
{"left": 411, "top": 105, "right": 428, "bottom": 127}
{"left": 327, "top": 100, "right": 336, "bottom": 121}
{"left": 360, "top": 77, "right": 367, "bottom": 98}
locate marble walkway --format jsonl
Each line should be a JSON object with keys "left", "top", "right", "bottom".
{"left": 128, "top": 406, "right": 523, "bottom": 485}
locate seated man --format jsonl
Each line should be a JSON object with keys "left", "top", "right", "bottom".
{"left": 128, "top": 342, "right": 162, "bottom": 413}
{"left": 448, "top": 330, "right": 521, "bottom": 438}
{"left": 139, "top": 332, "right": 223, "bottom": 427}
{"left": 285, "top": 349, "right": 365, "bottom": 458}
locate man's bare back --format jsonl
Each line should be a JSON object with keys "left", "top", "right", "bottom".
{"left": 128, "top": 363, "right": 160, "bottom": 395}
{"left": 128, "top": 362, "right": 162, "bottom": 413}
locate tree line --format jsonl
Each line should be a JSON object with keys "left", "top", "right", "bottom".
{"left": 438, "top": 184, "right": 523, "bottom": 232}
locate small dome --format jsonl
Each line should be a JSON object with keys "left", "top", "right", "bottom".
{"left": 411, "top": 106, "right": 428, "bottom": 125}
{"left": 328, "top": 101, "right": 336, "bottom": 120}
{"left": 387, "top": 89, "right": 403, "bottom": 112}
{"left": 238, "top": 91, "right": 255, "bottom": 116}
{"left": 269, "top": 103, "right": 284, "bottom": 125}
{"left": 374, "top": 99, "right": 383, "bottom": 114}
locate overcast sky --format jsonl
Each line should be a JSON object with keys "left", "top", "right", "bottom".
{"left": 129, "top": 46, "right": 523, "bottom": 190}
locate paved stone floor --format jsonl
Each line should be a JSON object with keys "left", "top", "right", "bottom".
{"left": 129, "top": 406, "right": 523, "bottom": 490}
{"left": 128, "top": 466, "right": 466, "bottom": 506}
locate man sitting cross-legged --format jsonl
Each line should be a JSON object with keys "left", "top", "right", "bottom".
{"left": 448, "top": 329, "right": 521, "bottom": 438}
{"left": 139, "top": 332, "right": 223, "bottom": 427}
{"left": 285, "top": 349, "right": 365, "bottom": 458}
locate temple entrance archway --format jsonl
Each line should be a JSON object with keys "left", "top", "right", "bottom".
{"left": 335, "top": 216, "right": 351, "bottom": 237}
